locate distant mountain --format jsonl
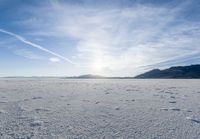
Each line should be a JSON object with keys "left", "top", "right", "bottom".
{"left": 6, "top": 65, "right": 200, "bottom": 79}
{"left": 135, "top": 64, "right": 200, "bottom": 79}
{"left": 64, "top": 74, "right": 134, "bottom": 79}
{"left": 65, "top": 74, "right": 106, "bottom": 79}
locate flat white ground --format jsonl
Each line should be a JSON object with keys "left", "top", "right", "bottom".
{"left": 0, "top": 79, "right": 200, "bottom": 139}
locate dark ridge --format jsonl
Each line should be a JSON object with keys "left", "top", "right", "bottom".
{"left": 66, "top": 74, "right": 105, "bottom": 79}
{"left": 135, "top": 64, "right": 200, "bottom": 79}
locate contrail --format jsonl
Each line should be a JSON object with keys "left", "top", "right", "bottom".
{"left": 0, "top": 28, "right": 75, "bottom": 65}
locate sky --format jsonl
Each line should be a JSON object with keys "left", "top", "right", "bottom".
{"left": 0, "top": 0, "right": 200, "bottom": 77}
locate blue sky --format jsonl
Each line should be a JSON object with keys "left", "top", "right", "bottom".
{"left": 0, "top": 0, "right": 200, "bottom": 76}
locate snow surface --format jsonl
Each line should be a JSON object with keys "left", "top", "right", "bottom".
{"left": 0, "top": 79, "right": 200, "bottom": 139}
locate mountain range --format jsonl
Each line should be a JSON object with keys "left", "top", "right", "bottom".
{"left": 65, "top": 64, "right": 200, "bottom": 79}
{"left": 3, "top": 65, "right": 200, "bottom": 79}
{"left": 135, "top": 64, "right": 200, "bottom": 79}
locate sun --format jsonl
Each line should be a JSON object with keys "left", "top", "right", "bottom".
{"left": 92, "top": 58, "right": 105, "bottom": 74}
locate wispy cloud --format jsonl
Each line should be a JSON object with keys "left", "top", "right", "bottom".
{"left": 0, "top": 28, "right": 75, "bottom": 65}
{"left": 36, "top": 1, "right": 199, "bottom": 75}
{"left": 1, "top": 0, "right": 200, "bottom": 76}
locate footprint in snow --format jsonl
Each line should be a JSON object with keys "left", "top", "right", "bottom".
{"left": 159, "top": 90, "right": 165, "bottom": 93}
{"left": 169, "top": 101, "right": 176, "bottom": 103}
{"left": 186, "top": 117, "right": 200, "bottom": 124}
{"left": 0, "top": 110, "right": 6, "bottom": 114}
{"left": 30, "top": 120, "right": 43, "bottom": 127}
{"left": 160, "top": 95, "right": 165, "bottom": 99}
{"left": 165, "top": 91, "right": 173, "bottom": 94}
{"left": 23, "top": 99, "right": 29, "bottom": 101}
{"left": 183, "top": 109, "right": 192, "bottom": 112}
{"left": 32, "top": 97, "right": 43, "bottom": 100}
{"left": 67, "top": 125, "right": 73, "bottom": 130}
{"left": 18, "top": 115, "right": 28, "bottom": 119}
{"left": 187, "top": 110, "right": 192, "bottom": 112}
{"left": 126, "top": 89, "right": 134, "bottom": 92}
{"left": 160, "top": 108, "right": 168, "bottom": 111}
{"left": 155, "top": 88, "right": 161, "bottom": 90}
{"left": 35, "top": 108, "right": 50, "bottom": 112}
{"left": 170, "top": 108, "right": 181, "bottom": 111}
{"left": 168, "top": 87, "right": 176, "bottom": 89}
{"left": 82, "top": 99, "right": 90, "bottom": 102}
{"left": 170, "top": 96, "right": 176, "bottom": 99}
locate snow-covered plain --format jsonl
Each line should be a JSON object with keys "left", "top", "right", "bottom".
{"left": 0, "top": 79, "right": 200, "bottom": 139}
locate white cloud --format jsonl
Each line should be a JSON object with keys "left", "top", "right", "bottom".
{"left": 0, "top": 28, "right": 75, "bottom": 65}
{"left": 49, "top": 57, "right": 60, "bottom": 63}
{"left": 12, "top": 1, "right": 200, "bottom": 76}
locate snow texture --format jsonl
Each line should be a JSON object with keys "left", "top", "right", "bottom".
{"left": 0, "top": 79, "right": 200, "bottom": 139}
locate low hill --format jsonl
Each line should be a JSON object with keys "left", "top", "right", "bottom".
{"left": 65, "top": 74, "right": 106, "bottom": 79}
{"left": 135, "top": 64, "right": 200, "bottom": 79}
